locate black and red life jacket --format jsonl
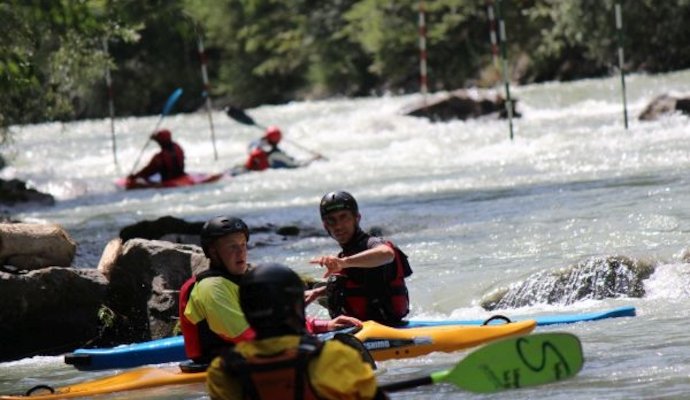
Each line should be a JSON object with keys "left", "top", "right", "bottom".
{"left": 179, "top": 268, "right": 243, "bottom": 364}
{"left": 327, "top": 231, "right": 412, "bottom": 325}
{"left": 159, "top": 142, "right": 185, "bottom": 180}
{"left": 221, "top": 335, "right": 324, "bottom": 400}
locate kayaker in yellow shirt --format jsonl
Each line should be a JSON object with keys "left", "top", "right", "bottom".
{"left": 179, "top": 216, "right": 362, "bottom": 365}
{"left": 206, "top": 262, "right": 386, "bottom": 400}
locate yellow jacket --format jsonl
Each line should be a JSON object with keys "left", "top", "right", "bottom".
{"left": 207, "top": 335, "right": 378, "bottom": 400}
{"left": 184, "top": 276, "right": 251, "bottom": 341}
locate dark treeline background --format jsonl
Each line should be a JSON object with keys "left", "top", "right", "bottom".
{"left": 2, "top": 0, "right": 690, "bottom": 134}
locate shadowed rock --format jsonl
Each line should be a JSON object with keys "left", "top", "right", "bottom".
{"left": 0, "top": 267, "right": 107, "bottom": 362}
{"left": 403, "top": 89, "right": 520, "bottom": 122}
{"left": 119, "top": 215, "right": 326, "bottom": 248}
{"left": 0, "top": 178, "right": 54, "bottom": 207}
{"left": 97, "top": 239, "right": 208, "bottom": 345}
{"left": 639, "top": 93, "right": 690, "bottom": 121}
{"left": 480, "top": 255, "right": 655, "bottom": 310}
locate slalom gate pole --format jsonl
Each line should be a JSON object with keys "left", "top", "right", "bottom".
{"left": 496, "top": 0, "right": 515, "bottom": 140}
{"left": 485, "top": 0, "right": 500, "bottom": 68}
{"left": 102, "top": 38, "right": 119, "bottom": 170}
{"left": 615, "top": 0, "right": 629, "bottom": 130}
{"left": 197, "top": 34, "right": 219, "bottom": 160}
{"left": 418, "top": 0, "right": 428, "bottom": 106}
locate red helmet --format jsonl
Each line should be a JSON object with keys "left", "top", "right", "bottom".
{"left": 264, "top": 126, "right": 282, "bottom": 145}
{"left": 151, "top": 129, "right": 172, "bottom": 143}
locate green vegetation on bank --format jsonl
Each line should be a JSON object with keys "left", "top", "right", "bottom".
{"left": 2, "top": 0, "right": 690, "bottom": 135}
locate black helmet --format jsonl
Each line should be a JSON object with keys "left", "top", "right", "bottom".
{"left": 200, "top": 216, "right": 249, "bottom": 257}
{"left": 239, "top": 263, "right": 306, "bottom": 338}
{"left": 319, "top": 191, "right": 358, "bottom": 218}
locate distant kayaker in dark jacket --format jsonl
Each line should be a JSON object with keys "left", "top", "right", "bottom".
{"left": 128, "top": 129, "right": 185, "bottom": 183}
{"left": 308, "top": 191, "right": 413, "bottom": 326}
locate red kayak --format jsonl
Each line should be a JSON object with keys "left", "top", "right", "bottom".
{"left": 115, "top": 172, "right": 225, "bottom": 190}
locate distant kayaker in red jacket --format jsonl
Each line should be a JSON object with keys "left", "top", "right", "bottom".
{"left": 128, "top": 129, "right": 185, "bottom": 183}
{"left": 230, "top": 126, "right": 322, "bottom": 175}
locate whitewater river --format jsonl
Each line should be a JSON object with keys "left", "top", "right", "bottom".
{"left": 3, "top": 69, "right": 690, "bottom": 399}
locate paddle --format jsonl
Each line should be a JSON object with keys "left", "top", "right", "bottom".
{"left": 380, "top": 332, "right": 583, "bottom": 394}
{"left": 129, "top": 88, "right": 184, "bottom": 176}
{"left": 225, "top": 105, "right": 328, "bottom": 161}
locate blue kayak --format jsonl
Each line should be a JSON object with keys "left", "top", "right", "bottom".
{"left": 403, "top": 305, "right": 636, "bottom": 327}
{"left": 64, "top": 305, "right": 635, "bottom": 371}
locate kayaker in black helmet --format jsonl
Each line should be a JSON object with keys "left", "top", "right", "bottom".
{"left": 178, "top": 216, "right": 255, "bottom": 364}
{"left": 179, "top": 215, "right": 362, "bottom": 365}
{"left": 309, "top": 191, "right": 413, "bottom": 326}
{"left": 206, "top": 262, "right": 387, "bottom": 400}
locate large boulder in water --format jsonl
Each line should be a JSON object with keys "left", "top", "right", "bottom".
{"left": 97, "top": 239, "right": 208, "bottom": 345}
{"left": 0, "top": 222, "right": 76, "bottom": 270}
{"left": 0, "top": 178, "right": 54, "bottom": 207}
{"left": 0, "top": 267, "right": 107, "bottom": 362}
{"left": 639, "top": 93, "right": 690, "bottom": 121}
{"left": 480, "top": 255, "right": 655, "bottom": 310}
{"left": 403, "top": 89, "right": 520, "bottom": 122}
{"left": 119, "top": 215, "right": 326, "bottom": 248}
{"left": 119, "top": 215, "right": 204, "bottom": 245}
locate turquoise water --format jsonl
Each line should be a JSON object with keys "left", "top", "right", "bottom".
{"left": 3, "top": 70, "right": 690, "bottom": 398}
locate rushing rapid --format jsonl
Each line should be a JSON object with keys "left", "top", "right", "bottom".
{"left": 3, "top": 69, "right": 690, "bottom": 398}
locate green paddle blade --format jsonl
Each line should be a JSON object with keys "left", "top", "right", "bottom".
{"left": 432, "top": 332, "right": 583, "bottom": 393}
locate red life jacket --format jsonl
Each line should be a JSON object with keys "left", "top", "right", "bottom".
{"left": 244, "top": 148, "right": 270, "bottom": 171}
{"left": 327, "top": 234, "right": 412, "bottom": 325}
{"left": 221, "top": 335, "right": 324, "bottom": 400}
{"left": 179, "top": 269, "right": 244, "bottom": 364}
{"left": 159, "top": 142, "right": 185, "bottom": 181}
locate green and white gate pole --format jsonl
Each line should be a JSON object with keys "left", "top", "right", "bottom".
{"left": 615, "top": 0, "right": 629, "bottom": 130}
{"left": 495, "top": 0, "right": 514, "bottom": 141}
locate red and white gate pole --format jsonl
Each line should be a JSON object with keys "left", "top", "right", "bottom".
{"left": 486, "top": 0, "right": 500, "bottom": 68}
{"left": 418, "top": 0, "right": 428, "bottom": 105}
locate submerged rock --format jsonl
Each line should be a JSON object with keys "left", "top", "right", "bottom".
{"left": 481, "top": 255, "right": 655, "bottom": 310}
{"left": 0, "top": 178, "right": 54, "bottom": 207}
{"left": 0, "top": 267, "right": 107, "bottom": 362}
{"left": 119, "top": 215, "right": 326, "bottom": 248}
{"left": 403, "top": 89, "right": 520, "bottom": 122}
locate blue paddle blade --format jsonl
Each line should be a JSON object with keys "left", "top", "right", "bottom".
{"left": 162, "top": 88, "right": 183, "bottom": 116}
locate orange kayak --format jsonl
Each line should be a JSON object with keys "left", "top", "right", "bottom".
{"left": 2, "top": 319, "right": 535, "bottom": 399}
{"left": 114, "top": 172, "right": 225, "bottom": 190}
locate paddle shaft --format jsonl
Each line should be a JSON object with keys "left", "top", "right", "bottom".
{"left": 129, "top": 89, "right": 183, "bottom": 176}
{"left": 380, "top": 376, "right": 433, "bottom": 392}
{"left": 226, "top": 106, "right": 327, "bottom": 160}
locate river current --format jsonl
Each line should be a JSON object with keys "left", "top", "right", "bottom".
{"left": 3, "top": 70, "right": 690, "bottom": 399}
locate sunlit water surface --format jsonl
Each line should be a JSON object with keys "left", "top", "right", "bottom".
{"left": 3, "top": 70, "right": 690, "bottom": 398}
